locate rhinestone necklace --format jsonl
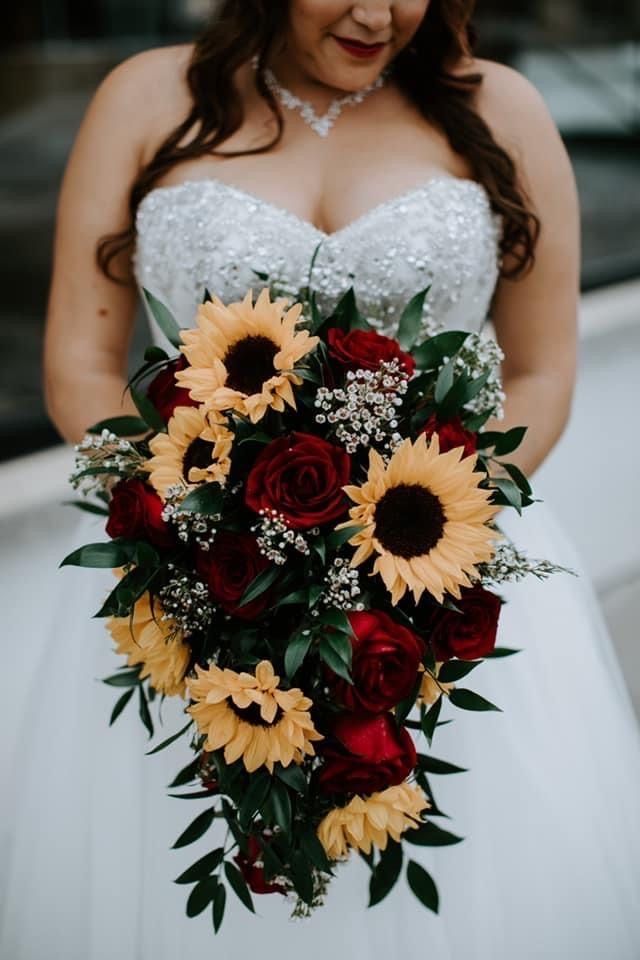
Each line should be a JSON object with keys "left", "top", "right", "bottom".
{"left": 251, "top": 55, "right": 389, "bottom": 138}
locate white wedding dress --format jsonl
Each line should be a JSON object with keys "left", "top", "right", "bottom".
{"left": 2, "top": 174, "right": 640, "bottom": 959}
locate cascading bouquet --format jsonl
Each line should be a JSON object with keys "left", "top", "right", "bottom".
{"left": 63, "top": 279, "right": 569, "bottom": 932}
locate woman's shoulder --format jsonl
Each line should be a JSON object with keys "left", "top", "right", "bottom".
{"left": 90, "top": 44, "right": 195, "bottom": 159}
{"left": 463, "top": 56, "right": 560, "bottom": 148}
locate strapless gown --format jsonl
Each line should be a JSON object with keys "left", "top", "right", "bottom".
{"left": 2, "top": 175, "right": 639, "bottom": 959}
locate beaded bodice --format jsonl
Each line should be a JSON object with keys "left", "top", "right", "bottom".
{"left": 133, "top": 175, "right": 503, "bottom": 345}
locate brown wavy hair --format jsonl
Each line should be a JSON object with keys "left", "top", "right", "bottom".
{"left": 97, "top": 0, "right": 540, "bottom": 283}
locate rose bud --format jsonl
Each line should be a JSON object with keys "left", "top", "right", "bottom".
{"left": 327, "top": 610, "right": 424, "bottom": 713}
{"left": 245, "top": 432, "right": 351, "bottom": 530}
{"left": 234, "top": 835, "right": 287, "bottom": 895}
{"left": 421, "top": 413, "right": 477, "bottom": 459}
{"left": 146, "top": 355, "right": 198, "bottom": 423}
{"left": 317, "top": 712, "right": 416, "bottom": 797}
{"left": 106, "top": 478, "right": 175, "bottom": 549}
{"left": 327, "top": 327, "right": 415, "bottom": 376}
{"left": 195, "top": 531, "right": 272, "bottom": 620}
{"left": 429, "top": 584, "right": 503, "bottom": 661}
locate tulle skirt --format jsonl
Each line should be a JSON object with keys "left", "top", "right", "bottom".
{"left": 2, "top": 483, "right": 640, "bottom": 960}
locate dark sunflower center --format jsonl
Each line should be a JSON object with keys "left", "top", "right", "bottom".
{"left": 182, "top": 438, "right": 214, "bottom": 479}
{"left": 224, "top": 335, "right": 279, "bottom": 396}
{"left": 228, "top": 700, "right": 283, "bottom": 727}
{"left": 374, "top": 483, "right": 446, "bottom": 558}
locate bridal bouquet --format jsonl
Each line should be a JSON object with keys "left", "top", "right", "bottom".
{"left": 63, "top": 280, "right": 567, "bottom": 931}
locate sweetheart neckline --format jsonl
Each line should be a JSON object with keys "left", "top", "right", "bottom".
{"left": 136, "top": 173, "right": 495, "bottom": 241}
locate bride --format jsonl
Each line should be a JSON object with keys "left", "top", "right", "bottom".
{"left": 3, "top": 1, "right": 640, "bottom": 957}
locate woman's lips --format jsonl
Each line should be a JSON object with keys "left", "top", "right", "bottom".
{"left": 333, "top": 36, "right": 387, "bottom": 59}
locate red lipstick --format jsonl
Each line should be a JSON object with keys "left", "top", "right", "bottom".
{"left": 333, "top": 35, "right": 387, "bottom": 60}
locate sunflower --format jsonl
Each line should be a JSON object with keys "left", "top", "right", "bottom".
{"left": 107, "top": 592, "right": 190, "bottom": 698}
{"left": 176, "top": 288, "right": 319, "bottom": 424}
{"left": 145, "top": 405, "right": 233, "bottom": 499}
{"left": 186, "top": 660, "right": 323, "bottom": 773}
{"left": 417, "top": 662, "right": 455, "bottom": 706}
{"left": 338, "top": 433, "right": 500, "bottom": 605}
{"left": 317, "top": 783, "right": 429, "bottom": 860}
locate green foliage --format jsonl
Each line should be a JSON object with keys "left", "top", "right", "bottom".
{"left": 142, "top": 287, "right": 183, "bottom": 348}
{"left": 368, "top": 840, "right": 403, "bottom": 907}
{"left": 406, "top": 860, "right": 439, "bottom": 913}
{"left": 448, "top": 688, "right": 502, "bottom": 712}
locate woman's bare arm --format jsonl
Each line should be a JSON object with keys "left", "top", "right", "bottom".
{"left": 43, "top": 48, "right": 184, "bottom": 444}
{"left": 475, "top": 62, "right": 581, "bottom": 479}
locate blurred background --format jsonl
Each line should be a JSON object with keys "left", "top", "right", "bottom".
{"left": 0, "top": 1, "right": 639, "bottom": 710}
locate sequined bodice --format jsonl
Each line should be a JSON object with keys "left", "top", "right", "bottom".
{"left": 133, "top": 175, "right": 502, "bottom": 344}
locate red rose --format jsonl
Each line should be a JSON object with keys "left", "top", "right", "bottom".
{"left": 245, "top": 432, "right": 351, "bottom": 530}
{"left": 327, "top": 327, "right": 415, "bottom": 376}
{"left": 106, "top": 479, "right": 175, "bottom": 549}
{"left": 429, "top": 584, "right": 503, "bottom": 661}
{"left": 317, "top": 712, "right": 416, "bottom": 797}
{"left": 234, "top": 835, "right": 286, "bottom": 895}
{"left": 196, "top": 531, "right": 272, "bottom": 620}
{"left": 146, "top": 356, "right": 198, "bottom": 422}
{"left": 421, "top": 414, "right": 477, "bottom": 459}
{"left": 328, "top": 610, "right": 424, "bottom": 713}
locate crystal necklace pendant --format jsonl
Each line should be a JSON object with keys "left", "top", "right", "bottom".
{"left": 251, "top": 56, "right": 389, "bottom": 138}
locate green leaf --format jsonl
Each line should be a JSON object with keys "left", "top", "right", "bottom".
{"left": 63, "top": 500, "right": 110, "bottom": 517}
{"left": 212, "top": 882, "right": 226, "bottom": 933}
{"left": 144, "top": 345, "right": 170, "bottom": 364}
{"left": 223, "top": 862, "right": 255, "bottom": 913}
{"left": 421, "top": 695, "right": 442, "bottom": 746}
{"left": 299, "top": 828, "right": 332, "bottom": 873}
{"left": 94, "top": 564, "right": 157, "bottom": 619}
{"left": 369, "top": 839, "right": 403, "bottom": 907}
{"left": 109, "top": 687, "right": 135, "bottom": 725}
{"left": 327, "top": 287, "right": 361, "bottom": 333}
{"left": 175, "top": 848, "right": 224, "bottom": 884}
{"left": 494, "top": 426, "right": 528, "bottom": 456}
{"left": 275, "top": 763, "right": 307, "bottom": 794}
{"left": 169, "top": 758, "right": 200, "bottom": 788}
{"left": 407, "top": 859, "right": 439, "bottom": 914}
{"left": 501, "top": 461, "right": 532, "bottom": 496}
{"left": 397, "top": 287, "right": 430, "bottom": 351}
{"left": 417, "top": 754, "right": 468, "bottom": 775}
{"left": 275, "top": 589, "right": 309, "bottom": 609}
{"left": 318, "top": 608, "right": 353, "bottom": 635}
{"left": 237, "top": 564, "right": 280, "bottom": 608}
{"left": 138, "top": 685, "right": 154, "bottom": 738}
{"left": 87, "top": 415, "right": 149, "bottom": 436}
{"left": 490, "top": 477, "right": 524, "bottom": 515}
{"left": 187, "top": 877, "right": 219, "bottom": 918}
{"left": 290, "top": 849, "right": 315, "bottom": 904}
{"left": 238, "top": 771, "right": 272, "bottom": 829}
{"left": 173, "top": 808, "right": 217, "bottom": 849}
{"left": 146, "top": 719, "right": 193, "bottom": 755}
{"left": 411, "top": 330, "right": 469, "bottom": 370}
{"left": 267, "top": 780, "right": 292, "bottom": 833}
{"left": 179, "top": 483, "right": 224, "bottom": 516}
{"left": 437, "top": 659, "right": 483, "bottom": 683}
{"left": 103, "top": 670, "right": 140, "bottom": 688}
{"left": 142, "top": 287, "right": 183, "bottom": 348}
{"left": 322, "top": 629, "right": 352, "bottom": 667}
{"left": 319, "top": 638, "right": 352, "bottom": 683}
{"left": 434, "top": 358, "right": 456, "bottom": 406}
{"left": 405, "top": 821, "right": 464, "bottom": 847}
{"left": 448, "top": 688, "right": 502, "bottom": 712}
{"left": 169, "top": 789, "right": 219, "bottom": 800}
{"left": 60, "top": 541, "right": 136, "bottom": 569}
{"left": 312, "top": 536, "right": 326, "bottom": 565}
{"left": 325, "top": 524, "right": 365, "bottom": 550}
{"left": 284, "top": 632, "right": 313, "bottom": 678}
{"left": 485, "top": 646, "right": 521, "bottom": 659}
{"left": 130, "top": 384, "right": 167, "bottom": 434}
